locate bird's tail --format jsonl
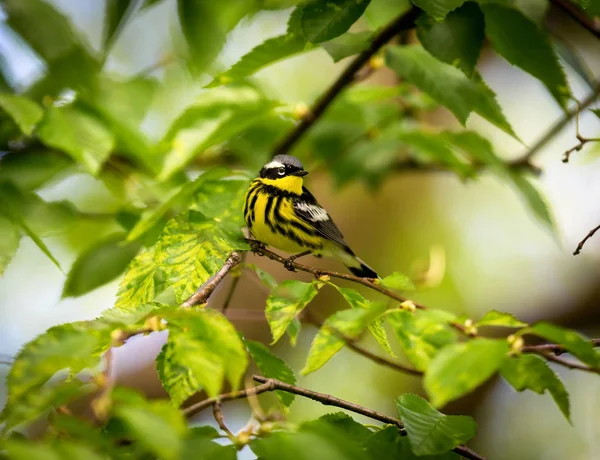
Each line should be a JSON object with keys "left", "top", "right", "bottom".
{"left": 332, "top": 246, "right": 378, "bottom": 279}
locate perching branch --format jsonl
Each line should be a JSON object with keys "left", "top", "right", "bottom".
{"left": 522, "top": 338, "right": 600, "bottom": 355}
{"left": 573, "top": 224, "right": 600, "bottom": 255}
{"left": 271, "top": 7, "right": 419, "bottom": 158}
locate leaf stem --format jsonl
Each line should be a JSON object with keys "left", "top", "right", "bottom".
{"left": 271, "top": 7, "right": 419, "bottom": 158}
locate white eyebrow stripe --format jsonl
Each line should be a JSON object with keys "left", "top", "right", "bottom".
{"left": 295, "top": 202, "right": 329, "bottom": 222}
{"left": 263, "top": 160, "right": 285, "bottom": 169}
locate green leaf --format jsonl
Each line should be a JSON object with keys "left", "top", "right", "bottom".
{"left": 396, "top": 393, "right": 476, "bottom": 455}
{"left": 266, "top": 280, "right": 324, "bottom": 344}
{"left": 181, "top": 428, "right": 237, "bottom": 460}
{"left": 0, "top": 183, "right": 62, "bottom": 270}
{"left": 159, "top": 309, "right": 248, "bottom": 401}
{"left": 424, "top": 338, "right": 509, "bottom": 407}
{"left": 410, "top": 0, "right": 467, "bottom": 20}
{"left": 388, "top": 309, "right": 458, "bottom": 371}
{"left": 329, "top": 284, "right": 395, "bottom": 355}
{"left": 63, "top": 234, "right": 142, "bottom": 298}
{"left": 508, "top": 172, "right": 554, "bottom": 229}
{"left": 114, "top": 389, "right": 187, "bottom": 460}
{"left": 416, "top": 2, "right": 484, "bottom": 76}
{"left": 480, "top": 3, "right": 571, "bottom": 109}
{"left": 154, "top": 210, "right": 247, "bottom": 303}
{"left": 380, "top": 272, "right": 416, "bottom": 291}
{"left": 323, "top": 31, "right": 373, "bottom": 62}
{"left": 126, "top": 167, "right": 229, "bottom": 242}
{"left": 0, "top": 93, "right": 43, "bottom": 135}
{"left": 0, "top": 151, "right": 72, "bottom": 190}
{"left": 246, "top": 263, "right": 278, "bottom": 290}
{"left": 37, "top": 106, "right": 115, "bottom": 176}
{"left": 365, "top": 0, "right": 412, "bottom": 28}
{"left": 529, "top": 322, "right": 600, "bottom": 367}
{"left": 475, "top": 310, "right": 527, "bottom": 328}
{"left": 115, "top": 246, "right": 167, "bottom": 310}
{"left": 303, "top": 413, "right": 373, "bottom": 445}
{"left": 141, "top": 0, "right": 165, "bottom": 9}
{"left": 364, "top": 425, "right": 461, "bottom": 459}
{"left": 245, "top": 339, "right": 296, "bottom": 407}
{"left": 501, "top": 354, "right": 570, "bottom": 422}
{"left": 385, "top": 45, "right": 517, "bottom": 138}
{"left": 299, "top": 0, "right": 371, "bottom": 43}
{"left": 442, "top": 130, "right": 504, "bottom": 168}
{"left": 1, "top": 320, "right": 113, "bottom": 428}
{"left": 103, "top": 0, "right": 135, "bottom": 51}
{"left": 302, "top": 302, "right": 387, "bottom": 374}
{"left": 207, "top": 34, "right": 312, "bottom": 87}
{"left": 0, "top": 215, "right": 20, "bottom": 276}
{"left": 0, "top": 441, "right": 105, "bottom": 460}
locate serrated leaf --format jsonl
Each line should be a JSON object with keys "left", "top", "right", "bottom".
{"left": 103, "top": 0, "right": 135, "bottom": 51}
{"left": 396, "top": 393, "right": 476, "bottom": 455}
{"left": 424, "top": 338, "right": 509, "bottom": 407}
{"left": 416, "top": 2, "right": 484, "bottom": 76}
{"left": 154, "top": 210, "right": 247, "bottom": 303}
{"left": 303, "top": 412, "right": 372, "bottom": 445}
{"left": 385, "top": 45, "right": 517, "bottom": 139}
{"left": 591, "top": 109, "right": 600, "bottom": 119}
{"left": 299, "top": 0, "right": 371, "bottom": 44}
{"left": 365, "top": 0, "right": 412, "bottom": 28}
{"left": 115, "top": 246, "right": 167, "bottom": 310}
{"left": 529, "top": 322, "right": 600, "bottom": 367}
{"left": 114, "top": 389, "right": 187, "bottom": 460}
{"left": 475, "top": 310, "right": 527, "bottom": 328}
{"left": 380, "top": 272, "right": 416, "bottom": 291}
{"left": 0, "top": 93, "right": 43, "bottom": 135}
{"left": 181, "top": 429, "right": 237, "bottom": 460}
{"left": 364, "top": 425, "right": 461, "bottom": 459}
{"left": 1, "top": 320, "right": 113, "bottom": 429}
{"left": 411, "top": 0, "right": 467, "bottom": 20}
{"left": 37, "top": 106, "right": 115, "bottom": 176}
{"left": 508, "top": 172, "right": 554, "bottom": 229}
{"left": 0, "top": 151, "right": 72, "bottom": 190}
{"left": 323, "top": 31, "right": 372, "bottom": 62}
{"left": 480, "top": 3, "right": 571, "bottom": 109}
{"left": 302, "top": 302, "right": 387, "bottom": 374}
{"left": 501, "top": 354, "right": 570, "bottom": 422}
{"left": 388, "top": 309, "right": 458, "bottom": 371}
{"left": 63, "top": 234, "right": 141, "bottom": 298}
{"left": 329, "top": 284, "right": 395, "bottom": 355}
{"left": 207, "top": 34, "right": 312, "bottom": 87}
{"left": 126, "top": 167, "right": 229, "bottom": 242}
{"left": 245, "top": 339, "right": 296, "bottom": 407}
{"left": 159, "top": 309, "right": 248, "bottom": 401}
{"left": 443, "top": 130, "right": 504, "bottom": 168}
{"left": 0, "top": 215, "right": 20, "bottom": 276}
{"left": 266, "top": 280, "right": 324, "bottom": 344}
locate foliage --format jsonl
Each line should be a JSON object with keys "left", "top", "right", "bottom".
{"left": 0, "top": 0, "right": 598, "bottom": 459}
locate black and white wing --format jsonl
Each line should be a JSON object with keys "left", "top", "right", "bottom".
{"left": 293, "top": 187, "right": 349, "bottom": 249}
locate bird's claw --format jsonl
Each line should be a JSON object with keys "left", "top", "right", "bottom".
{"left": 248, "top": 240, "right": 266, "bottom": 254}
{"left": 283, "top": 257, "right": 297, "bottom": 272}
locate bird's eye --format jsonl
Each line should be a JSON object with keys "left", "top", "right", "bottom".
{"left": 278, "top": 167, "right": 286, "bottom": 176}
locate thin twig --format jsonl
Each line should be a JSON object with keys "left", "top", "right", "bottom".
{"left": 522, "top": 338, "right": 600, "bottom": 354}
{"left": 573, "top": 224, "right": 600, "bottom": 255}
{"left": 182, "top": 251, "right": 244, "bottom": 307}
{"left": 221, "top": 252, "right": 247, "bottom": 313}
{"left": 552, "top": 0, "right": 600, "bottom": 40}
{"left": 212, "top": 401, "right": 235, "bottom": 439}
{"left": 534, "top": 351, "right": 599, "bottom": 374}
{"left": 271, "top": 7, "right": 419, "bottom": 158}
{"left": 563, "top": 134, "right": 600, "bottom": 162}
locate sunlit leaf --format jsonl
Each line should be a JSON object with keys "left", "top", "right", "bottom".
{"left": 298, "top": 0, "right": 371, "bottom": 43}
{"left": 0, "top": 93, "right": 43, "bottom": 135}
{"left": 37, "top": 106, "right": 115, "bottom": 176}
{"left": 115, "top": 246, "right": 166, "bottom": 310}
{"left": 380, "top": 272, "right": 416, "bottom": 291}
{"left": 424, "top": 338, "right": 509, "bottom": 407}
{"left": 266, "top": 280, "right": 324, "bottom": 344}
{"left": 245, "top": 339, "right": 296, "bottom": 407}
{"left": 388, "top": 309, "right": 458, "bottom": 371}
{"left": 501, "top": 354, "right": 570, "bottom": 422}
{"left": 529, "top": 322, "right": 600, "bottom": 367}
{"left": 396, "top": 393, "right": 476, "bottom": 455}
{"left": 416, "top": 2, "right": 484, "bottom": 76}
{"left": 63, "top": 234, "right": 142, "bottom": 298}
{"left": 385, "top": 45, "right": 517, "bottom": 139}
{"left": 322, "top": 31, "right": 372, "bottom": 63}
{"left": 365, "top": 0, "right": 412, "bottom": 28}
{"left": 475, "top": 310, "right": 527, "bottom": 328}
{"left": 480, "top": 3, "right": 571, "bottom": 109}
{"left": 302, "top": 302, "right": 387, "bottom": 374}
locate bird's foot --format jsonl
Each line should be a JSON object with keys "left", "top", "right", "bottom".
{"left": 248, "top": 239, "right": 266, "bottom": 254}
{"left": 284, "top": 257, "right": 297, "bottom": 272}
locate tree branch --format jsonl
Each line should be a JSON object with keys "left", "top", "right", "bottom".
{"left": 534, "top": 351, "right": 600, "bottom": 374}
{"left": 182, "top": 251, "right": 244, "bottom": 307}
{"left": 271, "top": 7, "right": 419, "bottom": 158}
{"left": 552, "top": 0, "right": 600, "bottom": 40}
{"left": 573, "top": 224, "right": 600, "bottom": 255}
{"left": 522, "top": 338, "right": 600, "bottom": 354}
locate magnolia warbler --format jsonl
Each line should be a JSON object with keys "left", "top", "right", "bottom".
{"left": 244, "top": 154, "right": 378, "bottom": 278}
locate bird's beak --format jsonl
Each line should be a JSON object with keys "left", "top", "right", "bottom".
{"left": 293, "top": 170, "right": 309, "bottom": 177}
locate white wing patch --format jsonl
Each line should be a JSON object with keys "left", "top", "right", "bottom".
{"left": 295, "top": 202, "right": 329, "bottom": 222}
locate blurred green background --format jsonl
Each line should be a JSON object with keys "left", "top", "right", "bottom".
{"left": 1, "top": 1, "right": 600, "bottom": 459}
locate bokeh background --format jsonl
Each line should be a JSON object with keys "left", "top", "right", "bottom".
{"left": 1, "top": 1, "right": 600, "bottom": 459}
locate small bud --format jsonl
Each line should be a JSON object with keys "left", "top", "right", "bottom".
{"left": 258, "top": 421, "right": 275, "bottom": 435}
{"left": 235, "top": 430, "right": 251, "bottom": 447}
{"left": 294, "top": 102, "right": 311, "bottom": 120}
{"left": 111, "top": 329, "right": 125, "bottom": 346}
{"left": 464, "top": 319, "right": 478, "bottom": 336}
{"left": 318, "top": 274, "right": 330, "bottom": 282}
{"left": 400, "top": 300, "right": 416, "bottom": 312}
{"left": 507, "top": 334, "right": 524, "bottom": 354}
{"left": 369, "top": 55, "right": 384, "bottom": 70}
{"left": 145, "top": 316, "right": 163, "bottom": 331}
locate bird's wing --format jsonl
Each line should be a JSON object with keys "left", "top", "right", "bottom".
{"left": 293, "top": 187, "right": 349, "bottom": 249}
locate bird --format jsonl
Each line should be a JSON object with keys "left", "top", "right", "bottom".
{"left": 244, "top": 154, "right": 378, "bottom": 279}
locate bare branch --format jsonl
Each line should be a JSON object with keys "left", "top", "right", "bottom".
{"left": 522, "top": 338, "right": 600, "bottom": 354}
{"left": 573, "top": 224, "right": 600, "bottom": 255}
{"left": 220, "top": 252, "right": 247, "bottom": 313}
{"left": 212, "top": 401, "right": 235, "bottom": 439}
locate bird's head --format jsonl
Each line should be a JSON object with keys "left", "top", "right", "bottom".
{"left": 258, "top": 155, "right": 308, "bottom": 194}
